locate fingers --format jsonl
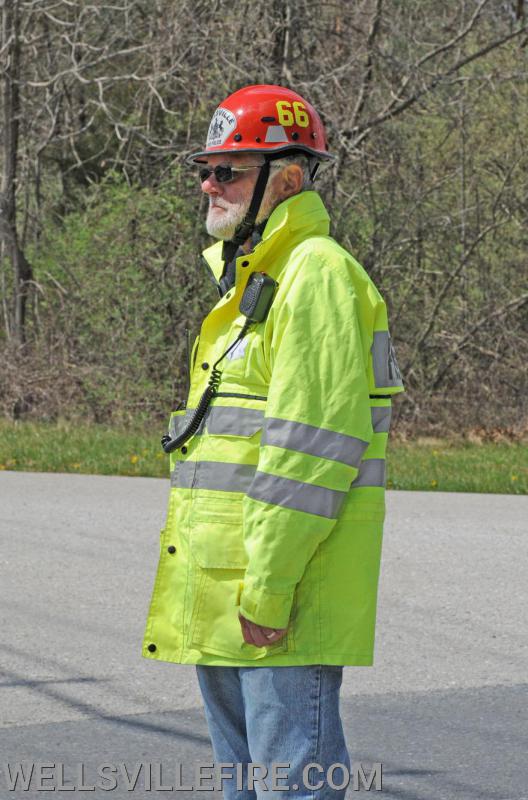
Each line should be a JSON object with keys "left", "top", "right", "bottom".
{"left": 238, "top": 613, "right": 257, "bottom": 646}
{"left": 238, "top": 614, "right": 288, "bottom": 648}
{"left": 250, "top": 623, "right": 275, "bottom": 648}
{"left": 259, "top": 625, "right": 288, "bottom": 646}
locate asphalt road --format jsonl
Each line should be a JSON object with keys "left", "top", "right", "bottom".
{"left": 0, "top": 471, "right": 526, "bottom": 799}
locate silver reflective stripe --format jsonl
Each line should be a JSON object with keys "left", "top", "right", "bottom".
{"left": 169, "top": 413, "right": 185, "bottom": 439}
{"left": 351, "top": 459, "right": 386, "bottom": 488}
{"left": 169, "top": 409, "right": 205, "bottom": 439}
{"left": 247, "top": 471, "right": 347, "bottom": 519}
{"left": 371, "top": 406, "right": 392, "bottom": 433}
{"left": 171, "top": 461, "right": 192, "bottom": 488}
{"left": 171, "top": 460, "right": 256, "bottom": 493}
{"left": 170, "top": 406, "right": 264, "bottom": 439}
{"left": 206, "top": 406, "right": 264, "bottom": 436}
{"left": 261, "top": 417, "right": 369, "bottom": 468}
{"left": 371, "top": 331, "right": 403, "bottom": 389}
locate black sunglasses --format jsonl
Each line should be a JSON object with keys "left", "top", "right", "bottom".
{"left": 198, "top": 163, "right": 267, "bottom": 184}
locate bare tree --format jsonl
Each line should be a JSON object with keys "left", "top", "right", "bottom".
{"left": 0, "top": 0, "right": 33, "bottom": 345}
{"left": 0, "top": 0, "right": 526, "bottom": 431}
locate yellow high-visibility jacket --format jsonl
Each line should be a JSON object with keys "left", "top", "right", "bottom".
{"left": 143, "top": 190, "right": 403, "bottom": 666}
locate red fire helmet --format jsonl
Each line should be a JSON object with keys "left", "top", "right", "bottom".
{"left": 188, "top": 84, "right": 333, "bottom": 163}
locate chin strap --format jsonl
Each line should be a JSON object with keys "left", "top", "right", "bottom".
{"left": 222, "top": 159, "right": 271, "bottom": 266}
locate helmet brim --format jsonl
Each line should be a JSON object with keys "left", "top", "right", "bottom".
{"left": 186, "top": 144, "right": 336, "bottom": 165}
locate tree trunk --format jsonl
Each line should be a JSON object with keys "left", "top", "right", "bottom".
{"left": 0, "top": 0, "right": 33, "bottom": 346}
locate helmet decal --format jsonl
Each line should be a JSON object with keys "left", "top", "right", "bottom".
{"left": 207, "top": 107, "right": 237, "bottom": 148}
{"left": 264, "top": 125, "right": 289, "bottom": 143}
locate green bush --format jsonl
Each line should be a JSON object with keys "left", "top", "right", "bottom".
{"left": 6, "top": 172, "right": 217, "bottom": 425}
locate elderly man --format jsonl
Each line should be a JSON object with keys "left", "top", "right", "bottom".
{"left": 143, "top": 84, "right": 403, "bottom": 798}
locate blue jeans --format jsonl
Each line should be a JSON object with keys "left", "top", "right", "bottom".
{"left": 195, "top": 665, "right": 350, "bottom": 799}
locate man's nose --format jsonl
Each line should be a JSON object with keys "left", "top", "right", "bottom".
{"left": 201, "top": 172, "right": 223, "bottom": 195}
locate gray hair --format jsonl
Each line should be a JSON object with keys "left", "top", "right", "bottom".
{"left": 270, "top": 153, "right": 317, "bottom": 191}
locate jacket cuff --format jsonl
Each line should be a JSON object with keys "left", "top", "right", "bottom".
{"left": 238, "top": 580, "right": 294, "bottom": 629}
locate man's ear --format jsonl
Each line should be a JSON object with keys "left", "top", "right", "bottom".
{"left": 276, "top": 164, "right": 304, "bottom": 200}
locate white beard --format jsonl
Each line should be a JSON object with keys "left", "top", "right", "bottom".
{"left": 206, "top": 185, "right": 280, "bottom": 241}
{"left": 206, "top": 197, "right": 247, "bottom": 240}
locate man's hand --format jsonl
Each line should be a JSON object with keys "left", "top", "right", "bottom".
{"left": 238, "top": 613, "right": 288, "bottom": 648}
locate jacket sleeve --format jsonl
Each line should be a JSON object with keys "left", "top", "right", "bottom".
{"left": 239, "top": 250, "right": 374, "bottom": 628}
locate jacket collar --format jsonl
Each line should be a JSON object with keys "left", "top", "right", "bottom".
{"left": 202, "top": 191, "right": 331, "bottom": 284}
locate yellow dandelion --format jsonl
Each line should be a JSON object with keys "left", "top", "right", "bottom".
{"left": 0, "top": 464, "right": 6, "bottom": 471}
{"left": 70, "top": 463, "right": 81, "bottom": 469}
{"left": 130, "top": 454, "right": 139, "bottom": 464}
{"left": 511, "top": 475, "right": 518, "bottom": 481}
{"left": 431, "top": 479, "right": 438, "bottom": 488}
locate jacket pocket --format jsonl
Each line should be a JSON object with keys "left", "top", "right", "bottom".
{"left": 190, "top": 511, "right": 248, "bottom": 568}
{"left": 187, "top": 513, "right": 288, "bottom": 659}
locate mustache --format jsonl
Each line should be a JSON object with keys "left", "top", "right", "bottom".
{"left": 208, "top": 197, "right": 246, "bottom": 212}
{"left": 209, "top": 198, "right": 229, "bottom": 209}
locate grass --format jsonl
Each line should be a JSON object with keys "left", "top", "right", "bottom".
{"left": 0, "top": 420, "right": 526, "bottom": 494}
{"left": 386, "top": 438, "right": 527, "bottom": 495}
